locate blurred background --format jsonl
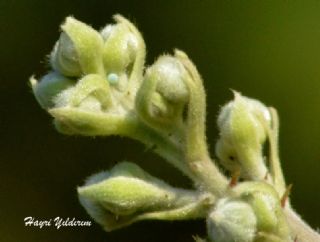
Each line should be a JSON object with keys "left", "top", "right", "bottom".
{"left": 1, "top": 0, "right": 320, "bottom": 241}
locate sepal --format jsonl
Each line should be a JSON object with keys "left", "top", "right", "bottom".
{"left": 50, "top": 17, "right": 105, "bottom": 76}
{"left": 101, "top": 15, "right": 146, "bottom": 95}
{"left": 30, "top": 72, "right": 74, "bottom": 109}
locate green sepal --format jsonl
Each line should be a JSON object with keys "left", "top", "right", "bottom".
{"left": 101, "top": 15, "right": 146, "bottom": 95}
{"left": 30, "top": 72, "right": 75, "bottom": 109}
{"left": 51, "top": 16, "right": 105, "bottom": 76}
{"left": 49, "top": 107, "right": 129, "bottom": 136}
{"left": 55, "top": 74, "right": 112, "bottom": 110}
{"left": 101, "top": 23, "right": 133, "bottom": 74}
{"left": 255, "top": 232, "right": 290, "bottom": 242}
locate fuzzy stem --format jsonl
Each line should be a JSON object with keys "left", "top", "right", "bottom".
{"left": 174, "top": 50, "right": 229, "bottom": 196}
{"left": 125, "top": 114, "right": 196, "bottom": 179}
{"left": 285, "top": 207, "right": 320, "bottom": 242}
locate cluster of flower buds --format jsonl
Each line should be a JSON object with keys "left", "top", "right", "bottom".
{"left": 30, "top": 15, "right": 214, "bottom": 230}
{"left": 31, "top": 15, "right": 298, "bottom": 242}
{"left": 31, "top": 15, "right": 145, "bottom": 135}
{"left": 31, "top": 15, "right": 194, "bottom": 139}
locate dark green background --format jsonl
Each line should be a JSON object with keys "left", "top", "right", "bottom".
{"left": 1, "top": 1, "right": 319, "bottom": 241}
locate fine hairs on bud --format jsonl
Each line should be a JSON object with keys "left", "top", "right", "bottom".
{"left": 215, "top": 91, "right": 270, "bottom": 180}
{"left": 50, "top": 32, "right": 81, "bottom": 77}
{"left": 31, "top": 15, "right": 147, "bottom": 136}
{"left": 135, "top": 54, "right": 190, "bottom": 132}
{"left": 30, "top": 72, "right": 75, "bottom": 109}
{"left": 101, "top": 22, "right": 137, "bottom": 73}
{"left": 153, "top": 55, "right": 189, "bottom": 103}
{"left": 78, "top": 162, "right": 214, "bottom": 231}
{"left": 51, "top": 17, "right": 105, "bottom": 76}
{"left": 207, "top": 198, "right": 257, "bottom": 242}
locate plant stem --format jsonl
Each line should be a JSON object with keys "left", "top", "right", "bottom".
{"left": 124, "top": 114, "right": 197, "bottom": 180}
{"left": 188, "top": 156, "right": 229, "bottom": 197}
{"left": 285, "top": 206, "right": 320, "bottom": 242}
{"left": 175, "top": 50, "right": 229, "bottom": 197}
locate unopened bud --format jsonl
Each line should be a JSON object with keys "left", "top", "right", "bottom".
{"left": 151, "top": 55, "right": 189, "bottom": 103}
{"left": 78, "top": 162, "right": 211, "bottom": 231}
{"left": 215, "top": 92, "right": 271, "bottom": 180}
{"left": 207, "top": 198, "right": 257, "bottom": 242}
{"left": 136, "top": 55, "right": 189, "bottom": 130}
{"left": 78, "top": 162, "right": 178, "bottom": 216}
{"left": 233, "top": 182, "right": 291, "bottom": 241}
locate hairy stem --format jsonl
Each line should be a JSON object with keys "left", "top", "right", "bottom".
{"left": 285, "top": 207, "right": 320, "bottom": 242}
{"left": 125, "top": 114, "right": 196, "bottom": 179}
{"left": 175, "top": 50, "right": 229, "bottom": 196}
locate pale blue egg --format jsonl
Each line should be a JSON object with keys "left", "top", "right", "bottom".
{"left": 107, "top": 73, "right": 119, "bottom": 85}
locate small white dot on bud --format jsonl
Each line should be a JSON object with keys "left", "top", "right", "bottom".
{"left": 107, "top": 73, "right": 119, "bottom": 85}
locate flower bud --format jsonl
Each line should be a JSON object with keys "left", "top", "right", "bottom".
{"left": 30, "top": 72, "right": 74, "bottom": 109}
{"left": 78, "top": 162, "right": 213, "bottom": 231}
{"left": 101, "top": 19, "right": 140, "bottom": 76}
{"left": 79, "top": 162, "right": 177, "bottom": 216}
{"left": 208, "top": 182, "right": 292, "bottom": 242}
{"left": 146, "top": 55, "right": 189, "bottom": 119}
{"left": 51, "top": 17, "right": 104, "bottom": 76}
{"left": 207, "top": 198, "right": 257, "bottom": 242}
{"left": 153, "top": 55, "right": 189, "bottom": 103}
{"left": 135, "top": 55, "right": 189, "bottom": 131}
{"left": 215, "top": 92, "right": 271, "bottom": 180}
{"left": 233, "top": 182, "right": 291, "bottom": 241}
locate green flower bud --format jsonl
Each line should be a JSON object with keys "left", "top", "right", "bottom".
{"left": 51, "top": 16, "right": 104, "bottom": 76}
{"left": 30, "top": 72, "right": 75, "bottom": 109}
{"left": 32, "top": 16, "right": 146, "bottom": 137}
{"left": 207, "top": 198, "right": 257, "bottom": 242}
{"left": 79, "top": 162, "right": 178, "bottom": 216}
{"left": 232, "top": 182, "right": 291, "bottom": 241}
{"left": 152, "top": 55, "right": 189, "bottom": 103}
{"left": 208, "top": 182, "right": 292, "bottom": 242}
{"left": 215, "top": 92, "right": 271, "bottom": 180}
{"left": 78, "top": 162, "right": 214, "bottom": 231}
{"left": 135, "top": 55, "right": 189, "bottom": 131}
